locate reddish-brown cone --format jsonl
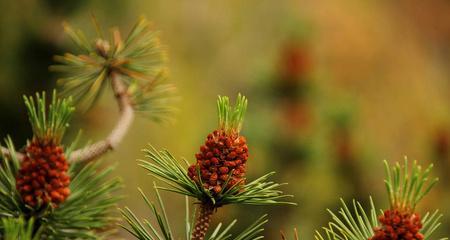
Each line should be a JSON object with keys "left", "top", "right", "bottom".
{"left": 188, "top": 129, "right": 248, "bottom": 195}
{"left": 370, "top": 209, "right": 424, "bottom": 240}
{"left": 16, "top": 140, "right": 71, "bottom": 208}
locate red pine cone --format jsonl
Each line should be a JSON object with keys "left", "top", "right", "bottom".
{"left": 16, "top": 140, "right": 71, "bottom": 208}
{"left": 188, "top": 129, "right": 248, "bottom": 195}
{"left": 370, "top": 209, "right": 424, "bottom": 240}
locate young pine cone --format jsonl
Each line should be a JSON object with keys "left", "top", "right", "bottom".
{"left": 370, "top": 209, "right": 424, "bottom": 240}
{"left": 16, "top": 140, "right": 70, "bottom": 208}
{"left": 188, "top": 129, "right": 248, "bottom": 195}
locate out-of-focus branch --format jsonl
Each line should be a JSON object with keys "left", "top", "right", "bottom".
{"left": 69, "top": 71, "right": 135, "bottom": 163}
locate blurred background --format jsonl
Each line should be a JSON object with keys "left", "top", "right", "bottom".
{"left": 0, "top": 0, "right": 449, "bottom": 239}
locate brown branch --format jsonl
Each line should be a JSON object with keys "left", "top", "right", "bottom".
{"left": 191, "top": 203, "right": 215, "bottom": 240}
{"left": 69, "top": 71, "right": 135, "bottom": 163}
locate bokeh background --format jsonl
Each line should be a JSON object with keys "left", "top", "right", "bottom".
{"left": 0, "top": 0, "right": 449, "bottom": 239}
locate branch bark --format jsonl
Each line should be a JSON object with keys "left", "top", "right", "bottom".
{"left": 69, "top": 71, "right": 135, "bottom": 163}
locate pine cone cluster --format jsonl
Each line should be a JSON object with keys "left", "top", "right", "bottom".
{"left": 188, "top": 129, "right": 248, "bottom": 195}
{"left": 16, "top": 140, "right": 70, "bottom": 208}
{"left": 370, "top": 209, "right": 424, "bottom": 240}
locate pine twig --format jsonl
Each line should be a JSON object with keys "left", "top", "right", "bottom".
{"left": 69, "top": 71, "right": 135, "bottom": 163}
{"left": 0, "top": 72, "right": 133, "bottom": 164}
{"left": 191, "top": 203, "right": 215, "bottom": 240}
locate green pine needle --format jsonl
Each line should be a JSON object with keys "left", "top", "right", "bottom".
{"left": 0, "top": 137, "right": 121, "bottom": 239}
{"left": 120, "top": 184, "right": 268, "bottom": 240}
{"left": 51, "top": 16, "right": 172, "bottom": 116}
{"left": 0, "top": 137, "right": 25, "bottom": 218}
{"left": 40, "top": 161, "right": 122, "bottom": 239}
{"left": 217, "top": 94, "right": 248, "bottom": 134}
{"left": 315, "top": 198, "right": 379, "bottom": 240}
{"left": 316, "top": 197, "right": 447, "bottom": 240}
{"left": 316, "top": 159, "right": 447, "bottom": 240}
{"left": 128, "top": 75, "right": 177, "bottom": 123}
{"left": 1, "top": 217, "right": 41, "bottom": 240}
{"left": 138, "top": 145, "right": 295, "bottom": 207}
{"left": 421, "top": 210, "right": 446, "bottom": 240}
{"left": 383, "top": 158, "right": 438, "bottom": 211}
{"left": 24, "top": 90, "right": 74, "bottom": 144}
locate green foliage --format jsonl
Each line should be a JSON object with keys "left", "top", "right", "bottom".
{"left": 315, "top": 198, "right": 447, "bottom": 240}
{"left": 120, "top": 186, "right": 174, "bottom": 240}
{"left": 120, "top": 184, "right": 268, "bottom": 240}
{"left": 128, "top": 75, "right": 177, "bottom": 122}
{"left": 138, "top": 146, "right": 294, "bottom": 207}
{"left": 39, "top": 160, "right": 122, "bottom": 239}
{"left": 383, "top": 158, "right": 438, "bottom": 210}
{"left": 0, "top": 138, "right": 121, "bottom": 239}
{"left": 217, "top": 94, "right": 248, "bottom": 133}
{"left": 51, "top": 16, "right": 175, "bottom": 117}
{"left": 315, "top": 160, "right": 447, "bottom": 240}
{"left": 0, "top": 137, "right": 24, "bottom": 219}
{"left": 2, "top": 217, "right": 40, "bottom": 240}
{"left": 315, "top": 198, "right": 378, "bottom": 240}
{"left": 24, "top": 91, "right": 74, "bottom": 144}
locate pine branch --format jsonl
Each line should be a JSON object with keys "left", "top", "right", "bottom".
{"left": 69, "top": 72, "right": 135, "bottom": 163}
{"left": 315, "top": 198, "right": 379, "bottom": 240}
{"left": 139, "top": 146, "right": 295, "bottom": 207}
{"left": 0, "top": 136, "right": 121, "bottom": 239}
{"left": 316, "top": 159, "right": 447, "bottom": 240}
{"left": 120, "top": 184, "right": 269, "bottom": 240}
{"left": 50, "top": 17, "right": 175, "bottom": 163}
{"left": 0, "top": 54, "right": 147, "bottom": 165}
